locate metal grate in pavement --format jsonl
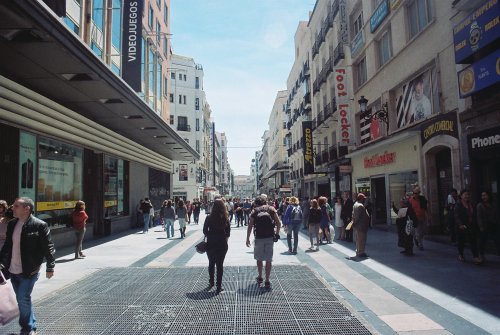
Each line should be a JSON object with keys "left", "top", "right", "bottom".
{"left": 0, "top": 265, "right": 374, "bottom": 334}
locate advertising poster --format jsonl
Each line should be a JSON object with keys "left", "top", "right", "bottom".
{"left": 396, "top": 68, "right": 438, "bottom": 128}
{"left": 179, "top": 164, "right": 188, "bottom": 181}
{"left": 37, "top": 159, "right": 76, "bottom": 210}
{"left": 458, "top": 49, "right": 500, "bottom": 97}
{"left": 19, "top": 131, "right": 37, "bottom": 200}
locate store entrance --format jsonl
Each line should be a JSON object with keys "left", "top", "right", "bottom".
{"left": 436, "top": 148, "right": 453, "bottom": 231}
{"left": 371, "top": 177, "right": 387, "bottom": 224}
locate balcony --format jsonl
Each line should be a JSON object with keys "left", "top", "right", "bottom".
{"left": 177, "top": 125, "right": 191, "bottom": 132}
{"left": 324, "top": 103, "right": 332, "bottom": 119}
{"left": 333, "top": 42, "right": 345, "bottom": 66}
{"left": 287, "top": 148, "right": 293, "bottom": 157}
{"left": 304, "top": 91, "right": 311, "bottom": 104}
{"left": 311, "top": 116, "right": 317, "bottom": 130}
{"left": 329, "top": 146, "right": 338, "bottom": 161}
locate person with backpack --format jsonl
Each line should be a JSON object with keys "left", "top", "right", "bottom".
{"left": 283, "top": 197, "right": 302, "bottom": 254}
{"left": 246, "top": 195, "right": 281, "bottom": 289}
{"left": 163, "top": 200, "right": 176, "bottom": 238}
{"left": 308, "top": 199, "right": 322, "bottom": 250}
{"left": 141, "top": 197, "right": 153, "bottom": 233}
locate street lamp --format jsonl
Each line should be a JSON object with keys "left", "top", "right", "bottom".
{"left": 358, "top": 96, "right": 389, "bottom": 130}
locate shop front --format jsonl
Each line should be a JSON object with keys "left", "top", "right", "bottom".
{"left": 349, "top": 132, "right": 421, "bottom": 225}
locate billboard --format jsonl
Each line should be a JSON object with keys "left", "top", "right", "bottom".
{"left": 121, "top": 0, "right": 144, "bottom": 92}
{"left": 457, "top": 49, "right": 500, "bottom": 97}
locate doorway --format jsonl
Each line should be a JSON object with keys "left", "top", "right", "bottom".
{"left": 371, "top": 177, "right": 387, "bottom": 224}
{"left": 436, "top": 148, "right": 453, "bottom": 231}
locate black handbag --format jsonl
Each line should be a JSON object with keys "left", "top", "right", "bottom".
{"left": 195, "top": 237, "right": 207, "bottom": 254}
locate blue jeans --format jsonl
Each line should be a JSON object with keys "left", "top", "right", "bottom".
{"left": 164, "top": 218, "right": 174, "bottom": 238}
{"left": 287, "top": 222, "right": 301, "bottom": 252}
{"left": 11, "top": 273, "right": 39, "bottom": 333}
{"left": 143, "top": 214, "right": 150, "bottom": 232}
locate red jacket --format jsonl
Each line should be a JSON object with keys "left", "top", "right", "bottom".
{"left": 72, "top": 211, "right": 88, "bottom": 230}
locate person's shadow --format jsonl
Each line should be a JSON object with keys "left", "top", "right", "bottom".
{"left": 186, "top": 287, "right": 217, "bottom": 300}
{"left": 55, "top": 258, "right": 78, "bottom": 263}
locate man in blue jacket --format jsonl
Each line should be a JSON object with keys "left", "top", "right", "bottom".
{"left": 0, "top": 197, "right": 55, "bottom": 335}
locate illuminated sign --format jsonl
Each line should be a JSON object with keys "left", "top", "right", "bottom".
{"left": 364, "top": 151, "right": 396, "bottom": 168}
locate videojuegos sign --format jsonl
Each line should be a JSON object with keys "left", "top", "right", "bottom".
{"left": 122, "top": 0, "right": 144, "bottom": 92}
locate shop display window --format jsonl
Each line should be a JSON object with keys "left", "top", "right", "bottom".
{"left": 104, "top": 156, "right": 126, "bottom": 217}
{"left": 389, "top": 171, "right": 418, "bottom": 223}
{"left": 36, "top": 138, "right": 83, "bottom": 228}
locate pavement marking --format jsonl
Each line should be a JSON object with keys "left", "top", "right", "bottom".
{"left": 325, "top": 241, "right": 500, "bottom": 335}
{"left": 378, "top": 313, "right": 445, "bottom": 332}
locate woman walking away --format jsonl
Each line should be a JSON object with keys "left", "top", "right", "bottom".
{"left": 392, "top": 198, "right": 417, "bottom": 256}
{"left": 163, "top": 200, "right": 176, "bottom": 238}
{"left": 203, "top": 198, "right": 231, "bottom": 294}
{"left": 177, "top": 200, "right": 188, "bottom": 238}
{"left": 477, "top": 191, "right": 500, "bottom": 261}
{"left": 72, "top": 200, "right": 88, "bottom": 259}
{"left": 284, "top": 197, "right": 302, "bottom": 254}
{"left": 318, "top": 197, "right": 332, "bottom": 244}
{"left": 308, "top": 199, "right": 322, "bottom": 250}
{"left": 454, "top": 189, "right": 481, "bottom": 264}
{"left": 334, "top": 196, "right": 344, "bottom": 240}
{"left": 186, "top": 201, "right": 192, "bottom": 224}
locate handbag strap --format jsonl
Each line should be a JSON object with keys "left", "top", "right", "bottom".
{"left": 0, "top": 270, "right": 7, "bottom": 284}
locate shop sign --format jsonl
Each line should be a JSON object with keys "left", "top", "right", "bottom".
{"left": 453, "top": 0, "right": 500, "bottom": 64}
{"left": 302, "top": 121, "right": 315, "bottom": 174}
{"left": 338, "top": 165, "right": 353, "bottom": 173}
{"left": 338, "top": 0, "right": 348, "bottom": 44}
{"left": 420, "top": 111, "right": 458, "bottom": 145}
{"left": 121, "top": 0, "right": 144, "bottom": 92}
{"left": 351, "top": 30, "right": 365, "bottom": 58}
{"left": 468, "top": 126, "right": 500, "bottom": 157}
{"left": 19, "top": 131, "right": 36, "bottom": 200}
{"left": 104, "top": 200, "right": 118, "bottom": 208}
{"left": 334, "top": 67, "right": 354, "bottom": 146}
{"left": 370, "top": 0, "right": 390, "bottom": 33}
{"left": 37, "top": 201, "right": 76, "bottom": 211}
{"left": 364, "top": 151, "right": 396, "bottom": 168}
{"left": 457, "top": 48, "right": 500, "bottom": 98}
{"left": 390, "top": 0, "right": 403, "bottom": 11}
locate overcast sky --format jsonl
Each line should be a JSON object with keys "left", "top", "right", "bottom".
{"left": 171, "top": 0, "right": 314, "bottom": 175}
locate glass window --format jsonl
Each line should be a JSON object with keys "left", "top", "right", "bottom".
{"left": 195, "top": 98, "right": 199, "bottom": 110}
{"left": 183, "top": 74, "right": 187, "bottom": 81}
{"left": 91, "top": 42, "right": 102, "bottom": 58}
{"left": 163, "top": 76, "right": 168, "bottom": 96}
{"left": 111, "top": 62, "right": 120, "bottom": 75}
{"left": 149, "top": 5, "right": 154, "bottom": 28}
{"left": 356, "top": 57, "right": 367, "bottom": 87}
{"left": 389, "top": 171, "right": 418, "bottom": 223}
{"left": 178, "top": 95, "right": 182, "bottom": 104}
{"left": 157, "top": 0, "right": 161, "bottom": 8}
{"left": 37, "top": 138, "right": 83, "bottom": 229}
{"left": 195, "top": 77, "right": 200, "bottom": 89}
{"left": 111, "top": 0, "right": 121, "bottom": 50}
{"left": 92, "top": 0, "right": 104, "bottom": 31}
{"left": 156, "top": 20, "right": 161, "bottom": 44}
{"left": 352, "top": 11, "right": 363, "bottom": 37}
{"left": 163, "top": 36, "right": 168, "bottom": 57}
{"left": 378, "top": 30, "right": 392, "bottom": 67}
{"left": 196, "top": 140, "right": 200, "bottom": 153}
{"left": 169, "top": 115, "right": 174, "bottom": 125}
{"left": 141, "top": 38, "right": 146, "bottom": 88}
{"left": 64, "top": 17, "right": 79, "bottom": 34}
{"left": 179, "top": 73, "right": 182, "bottom": 80}
{"left": 156, "top": 60, "right": 162, "bottom": 107}
{"left": 148, "top": 48, "right": 155, "bottom": 103}
{"left": 183, "top": 95, "right": 187, "bottom": 104}
{"left": 104, "top": 156, "right": 126, "bottom": 217}
{"left": 171, "top": 72, "right": 175, "bottom": 79}
{"left": 164, "top": 4, "right": 168, "bottom": 25}
{"left": 196, "top": 118, "right": 200, "bottom": 131}
{"left": 169, "top": 93, "right": 174, "bottom": 102}
{"left": 408, "top": 0, "right": 432, "bottom": 38}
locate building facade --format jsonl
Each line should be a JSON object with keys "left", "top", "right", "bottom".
{"left": 0, "top": 0, "right": 197, "bottom": 249}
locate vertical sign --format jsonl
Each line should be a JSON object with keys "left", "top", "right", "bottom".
{"left": 19, "top": 131, "right": 37, "bottom": 200}
{"left": 334, "top": 67, "right": 354, "bottom": 146}
{"left": 117, "top": 159, "right": 124, "bottom": 213}
{"left": 302, "top": 121, "right": 314, "bottom": 174}
{"left": 338, "top": 0, "right": 348, "bottom": 44}
{"left": 122, "top": 0, "right": 144, "bottom": 92}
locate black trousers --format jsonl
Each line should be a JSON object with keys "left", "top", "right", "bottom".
{"left": 457, "top": 229, "right": 478, "bottom": 258}
{"left": 207, "top": 246, "right": 228, "bottom": 286}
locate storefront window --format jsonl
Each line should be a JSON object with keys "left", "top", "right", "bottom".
{"left": 36, "top": 138, "right": 83, "bottom": 228}
{"left": 389, "top": 171, "right": 418, "bottom": 223}
{"left": 104, "top": 156, "right": 126, "bottom": 217}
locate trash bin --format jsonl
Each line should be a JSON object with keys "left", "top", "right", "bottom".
{"left": 104, "top": 218, "right": 111, "bottom": 236}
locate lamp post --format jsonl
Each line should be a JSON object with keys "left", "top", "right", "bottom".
{"left": 358, "top": 96, "right": 389, "bottom": 131}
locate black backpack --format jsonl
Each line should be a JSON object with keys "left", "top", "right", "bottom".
{"left": 253, "top": 205, "right": 275, "bottom": 239}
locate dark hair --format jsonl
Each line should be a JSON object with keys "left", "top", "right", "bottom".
{"left": 460, "top": 189, "right": 469, "bottom": 197}
{"left": 254, "top": 196, "right": 267, "bottom": 206}
{"left": 167, "top": 200, "right": 172, "bottom": 208}
{"left": 178, "top": 199, "right": 185, "bottom": 208}
{"left": 209, "top": 199, "right": 228, "bottom": 227}
{"left": 480, "top": 191, "right": 492, "bottom": 203}
{"left": 18, "top": 197, "right": 35, "bottom": 214}
{"left": 4, "top": 205, "right": 14, "bottom": 220}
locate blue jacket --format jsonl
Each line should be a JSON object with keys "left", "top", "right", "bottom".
{"left": 284, "top": 204, "right": 302, "bottom": 226}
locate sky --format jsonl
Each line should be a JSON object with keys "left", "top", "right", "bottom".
{"left": 171, "top": 0, "right": 315, "bottom": 176}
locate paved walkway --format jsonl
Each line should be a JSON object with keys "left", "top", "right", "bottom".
{"left": 1, "top": 213, "right": 499, "bottom": 334}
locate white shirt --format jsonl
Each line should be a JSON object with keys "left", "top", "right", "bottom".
{"left": 9, "top": 219, "right": 25, "bottom": 274}
{"left": 335, "top": 203, "right": 343, "bottom": 227}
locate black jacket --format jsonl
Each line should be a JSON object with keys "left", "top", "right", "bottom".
{"left": 203, "top": 215, "right": 230, "bottom": 249}
{"left": 0, "top": 214, "right": 56, "bottom": 277}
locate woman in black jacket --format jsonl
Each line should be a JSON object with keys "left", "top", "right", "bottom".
{"left": 203, "top": 198, "right": 231, "bottom": 294}
{"left": 454, "top": 189, "right": 481, "bottom": 264}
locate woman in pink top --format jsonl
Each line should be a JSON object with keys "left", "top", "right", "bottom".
{"left": 72, "top": 200, "right": 88, "bottom": 259}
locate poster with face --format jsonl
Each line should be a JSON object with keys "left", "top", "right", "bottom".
{"left": 179, "top": 164, "right": 188, "bottom": 181}
{"left": 396, "top": 68, "right": 437, "bottom": 128}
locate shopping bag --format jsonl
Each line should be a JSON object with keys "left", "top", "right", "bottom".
{"left": 0, "top": 271, "right": 19, "bottom": 326}
{"left": 195, "top": 237, "right": 207, "bottom": 254}
{"left": 345, "top": 220, "right": 354, "bottom": 231}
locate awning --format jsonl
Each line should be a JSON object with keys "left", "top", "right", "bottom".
{"left": 0, "top": 0, "right": 198, "bottom": 162}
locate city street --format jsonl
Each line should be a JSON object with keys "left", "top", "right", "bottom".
{"left": 1, "top": 213, "right": 499, "bottom": 335}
